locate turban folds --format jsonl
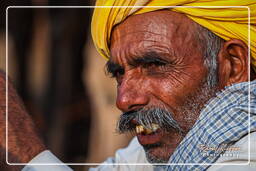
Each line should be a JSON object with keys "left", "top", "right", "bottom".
{"left": 91, "top": 0, "right": 256, "bottom": 71}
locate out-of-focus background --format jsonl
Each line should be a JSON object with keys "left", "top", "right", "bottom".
{"left": 0, "top": 1, "right": 132, "bottom": 170}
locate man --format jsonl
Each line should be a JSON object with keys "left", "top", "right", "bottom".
{"left": 1, "top": 0, "right": 256, "bottom": 171}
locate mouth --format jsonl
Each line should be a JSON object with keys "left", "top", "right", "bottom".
{"left": 117, "top": 108, "right": 184, "bottom": 149}
{"left": 135, "top": 123, "right": 163, "bottom": 145}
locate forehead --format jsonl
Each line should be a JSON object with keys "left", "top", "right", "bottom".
{"left": 111, "top": 10, "right": 193, "bottom": 39}
{"left": 110, "top": 10, "right": 200, "bottom": 62}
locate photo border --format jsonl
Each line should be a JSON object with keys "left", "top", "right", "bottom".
{"left": 5, "top": 5, "right": 251, "bottom": 166}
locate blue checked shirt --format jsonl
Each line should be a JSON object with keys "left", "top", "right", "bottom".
{"left": 167, "top": 80, "right": 256, "bottom": 170}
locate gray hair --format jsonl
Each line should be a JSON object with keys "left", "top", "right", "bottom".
{"left": 195, "top": 25, "right": 224, "bottom": 87}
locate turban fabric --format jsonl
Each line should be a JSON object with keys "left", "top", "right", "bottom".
{"left": 91, "top": 0, "right": 256, "bottom": 71}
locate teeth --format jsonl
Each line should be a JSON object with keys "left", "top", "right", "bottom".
{"left": 136, "top": 125, "right": 144, "bottom": 134}
{"left": 136, "top": 123, "right": 160, "bottom": 134}
{"left": 151, "top": 123, "right": 160, "bottom": 131}
{"left": 145, "top": 127, "right": 153, "bottom": 134}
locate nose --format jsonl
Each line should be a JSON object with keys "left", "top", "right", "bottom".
{"left": 116, "top": 77, "right": 149, "bottom": 112}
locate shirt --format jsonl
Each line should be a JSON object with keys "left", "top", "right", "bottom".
{"left": 22, "top": 132, "right": 256, "bottom": 171}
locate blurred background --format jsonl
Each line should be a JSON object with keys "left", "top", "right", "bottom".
{"left": 0, "top": 1, "right": 132, "bottom": 170}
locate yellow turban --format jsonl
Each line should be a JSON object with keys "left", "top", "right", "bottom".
{"left": 91, "top": 0, "right": 256, "bottom": 71}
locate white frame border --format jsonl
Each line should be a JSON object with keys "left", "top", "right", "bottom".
{"left": 5, "top": 5, "right": 251, "bottom": 166}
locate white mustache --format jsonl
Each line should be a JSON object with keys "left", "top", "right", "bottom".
{"left": 117, "top": 107, "right": 184, "bottom": 134}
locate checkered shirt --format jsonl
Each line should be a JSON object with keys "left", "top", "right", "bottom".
{"left": 167, "top": 81, "right": 256, "bottom": 171}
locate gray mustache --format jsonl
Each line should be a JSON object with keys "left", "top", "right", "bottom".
{"left": 117, "top": 108, "right": 184, "bottom": 134}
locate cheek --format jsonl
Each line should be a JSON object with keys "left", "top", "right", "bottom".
{"left": 149, "top": 78, "right": 187, "bottom": 110}
{"left": 148, "top": 73, "right": 203, "bottom": 106}
{"left": 147, "top": 66, "right": 207, "bottom": 120}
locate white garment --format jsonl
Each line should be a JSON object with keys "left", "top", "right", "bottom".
{"left": 22, "top": 132, "right": 256, "bottom": 171}
{"left": 22, "top": 150, "right": 73, "bottom": 171}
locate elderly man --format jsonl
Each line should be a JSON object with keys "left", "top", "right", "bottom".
{"left": 1, "top": 0, "right": 256, "bottom": 171}
{"left": 88, "top": 1, "right": 256, "bottom": 170}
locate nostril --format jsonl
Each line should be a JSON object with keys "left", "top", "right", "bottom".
{"left": 128, "top": 104, "right": 145, "bottom": 111}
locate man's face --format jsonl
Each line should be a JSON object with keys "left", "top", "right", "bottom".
{"left": 108, "top": 10, "right": 218, "bottom": 163}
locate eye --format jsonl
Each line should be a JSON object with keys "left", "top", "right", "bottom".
{"left": 111, "top": 68, "right": 125, "bottom": 78}
{"left": 105, "top": 61, "right": 125, "bottom": 79}
{"left": 109, "top": 68, "right": 124, "bottom": 86}
{"left": 142, "top": 61, "right": 167, "bottom": 69}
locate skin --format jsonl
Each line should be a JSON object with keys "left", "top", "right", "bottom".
{"left": 0, "top": 71, "right": 45, "bottom": 170}
{"left": 109, "top": 10, "right": 249, "bottom": 162}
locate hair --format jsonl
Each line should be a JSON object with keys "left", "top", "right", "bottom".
{"left": 194, "top": 24, "right": 224, "bottom": 87}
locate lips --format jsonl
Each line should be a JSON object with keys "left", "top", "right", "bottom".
{"left": 136, "top": 123, "right": 163, "bottom": 145}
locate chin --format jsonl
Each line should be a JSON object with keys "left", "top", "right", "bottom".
{"left": 143, "top": 145, "right": 173, "bottom": 164}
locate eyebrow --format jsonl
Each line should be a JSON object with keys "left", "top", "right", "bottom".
{"left": 105, "top": 51, "right": 169, "bottom": 77}
{"left": 131, "top": 51, "right": 169, "bottom": 66}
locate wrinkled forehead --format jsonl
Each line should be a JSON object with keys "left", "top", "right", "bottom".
{"left": 110, "top": 10, "right": 200, "bottom": 60}
{"left": 111, "top": 11, "right": 197, "bottom": 42}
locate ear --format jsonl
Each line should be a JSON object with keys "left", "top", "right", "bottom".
{"left": 217, "top": 39, "right": 248, "bottom": 88}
